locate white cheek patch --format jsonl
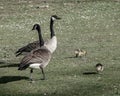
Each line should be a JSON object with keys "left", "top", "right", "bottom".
{"left": 52, "top": 17, "right": 56, "bottom": 21}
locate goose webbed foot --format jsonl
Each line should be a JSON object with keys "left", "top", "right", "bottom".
{"left": 30, "top": 78, "right": 33, "bottom": 81}
{"left": 30, "top": 80, "right": 35, "bottom": 83}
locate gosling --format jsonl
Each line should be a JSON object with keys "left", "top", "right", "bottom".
{"left": 74, "top": 49, "right": 87, "bottom": 58}
{"left": 96, "top": 63, "right": 104, "bottom": 73}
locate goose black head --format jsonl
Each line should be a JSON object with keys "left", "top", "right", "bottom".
{"left": 51, "top": 15, "right": 61, "bottom": 21}
{"left": 32, "top": 24, "right": 40, "bottom": 31}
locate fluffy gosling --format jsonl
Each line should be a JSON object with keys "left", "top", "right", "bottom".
{"left": 74, "top": 49, "right": 87, "bottom": 58}
{"left": 96, "top": 63, "right": 104, "bottom": 73}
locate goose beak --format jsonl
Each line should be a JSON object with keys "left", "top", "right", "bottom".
{"left": 57, "top": 17, "right": 61, "bottom": 20}
{"left": 31, "top": 27, "right": 34, "bottom": 30}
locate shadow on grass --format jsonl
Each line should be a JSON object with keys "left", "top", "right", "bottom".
{"left": 65, "top": 56, "right": 77, "bottom": 59}
{"left": 0, "top": 76, "right": 29, "bottom": 84}
{"left": 83, "top": 71, "right": 98, "bottom": 75}
{"left": 0, "top": 63, "right": 19, "bottom": 68}
{"left": 0, "top": 61, "right": 6, "bottom": 64}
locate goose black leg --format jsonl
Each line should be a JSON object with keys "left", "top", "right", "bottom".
{"left": 30, "top": 69, "right": 33, "bottom": 81}
{"left": 40, "top": 66, "right": 45, "bottom": 80}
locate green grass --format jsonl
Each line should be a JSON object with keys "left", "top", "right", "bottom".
{"left": 0, "top": 0, "right": 120, "bottom": 96}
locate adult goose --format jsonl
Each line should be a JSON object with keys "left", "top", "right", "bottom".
{"left": 15, "top": 24, "right": 44, "bottom": 57}
{"left": 15, "top": 15, "right": 61, "bottom": 56}
{"left": 44, "top": 15, "right": 61, "bottom": 53}
{"left": 18, "top": 15, "right": 61, "bottom": 81}
{"left": 18, "top": 24, "right": 51, "bottom": 81}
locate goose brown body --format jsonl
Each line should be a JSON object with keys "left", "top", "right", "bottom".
{"left": 18, "top": 46, "right": 51, "bottom": 70}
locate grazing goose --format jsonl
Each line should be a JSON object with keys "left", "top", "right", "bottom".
{"left": 96, "top": 63, "right": 104, "bottom": 73}
{"left": 18, "top": 15, "right": 61, "bottom": 81}
{"left": 18, "top": 24, "right": 51, "bottom": 81}
{"left": 15, "top": 24, "right": 44, "bottom": 57}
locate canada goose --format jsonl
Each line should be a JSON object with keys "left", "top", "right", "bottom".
{"left": 15, "top": 15, "right": 61, "bottom": 56}
{"left": 15, "top": 24, "right": 44, "bottom": 57}
{"left": 44, "top": 15, "right": 61, "bottom": 53}
{"left": 74, "top": 49, "right": 87, "bottom": 58}
{"left": 18, "top": 15, "right": 61, "bottom": 81}
{"left": 96, "top": 63, "right": 104, "bottom": 73}
{"left": 18, "top": 24, "right": 51, "bottom": 81}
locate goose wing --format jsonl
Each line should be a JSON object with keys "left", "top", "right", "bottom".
{"left": 15, "top": 41, "right": 40, "bottom": 56}
{"left": 18, "top": 47, "right": 51, "bottom": 70}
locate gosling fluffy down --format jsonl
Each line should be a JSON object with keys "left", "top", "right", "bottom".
{"left": 74, "top": 49, "right": 87, "bottom": 58}
{"left": 96, "top": 63, "right": 104, "bottom": 73}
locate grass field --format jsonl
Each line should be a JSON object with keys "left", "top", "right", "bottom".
{"left": 0, "top": 0, "right": 120, "bottom": 96}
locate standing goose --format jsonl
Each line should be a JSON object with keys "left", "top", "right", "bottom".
{"left": 15, "top": 15, "right": 61, "bottom": 56}
{"left": 44, "top": 15, "right": 61, "bottom": 53}
{"left": 18, "top": 24, "right": 51, "bottom": 81}
{"left": 15, "top": 24, "right": 44, "bottom": 57}
{"left": 18, "top": 15, "right": 61, "bottom": 81}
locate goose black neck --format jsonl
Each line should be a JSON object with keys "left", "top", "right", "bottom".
{"left": 37, "top": 26, "right": 44, "bottom": 47}
{"left": 50, "top": 18, "right": 55, "bottom": 38}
